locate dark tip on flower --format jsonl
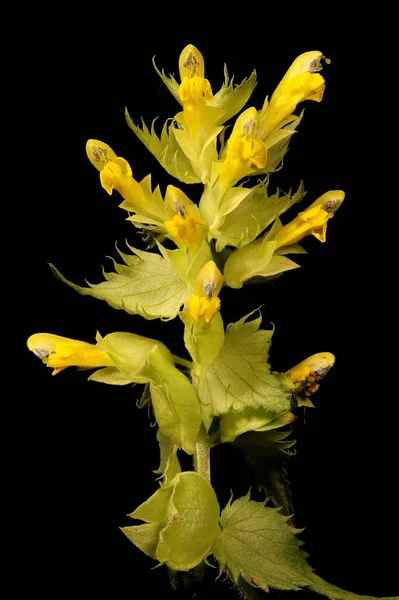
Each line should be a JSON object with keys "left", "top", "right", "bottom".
{"left": 184, "top": 52, "right": 200, "bottom": 77}
{"left": 204, "top": 282, "right": 216, "bottom": 298}
{"left": 92, "top": 146, "right": 109, "bottom": 163}
{"left": 324, "top": 199, "right": 339, "bottom": 214}
{"left": 314, "top": 364, "right": 333, "bottom": 380}
{"left": 175, "top": 202, "right": 186, "bottom": 217}
{"left": 32, "top": 348, "right": 51, "bottom": 359}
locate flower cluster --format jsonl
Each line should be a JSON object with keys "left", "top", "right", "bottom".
{"left": 26, "top": 45, "right": 363, "bottom": 599}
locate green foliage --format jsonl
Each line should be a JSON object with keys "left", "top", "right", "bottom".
{"left": 193, "top": 311, "right": 292, "bottom": 430}
{"left": 125, "top": 111, "right": 201, "bottom": 184}
{"left": 50, "top": 244, "right": 188, "bottom": 320}
{"left": 122, "top": 472, "right": 221, "bottom": 571}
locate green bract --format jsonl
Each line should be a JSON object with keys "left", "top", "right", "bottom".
{"left": 122, "top": 472, "right": 221, "bottom": 571}
{"left": 193, "top": 311, "right": 291, "bottom": 430}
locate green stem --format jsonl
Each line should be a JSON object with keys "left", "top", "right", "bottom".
{"left": 172, "top": 354, "right": 193, "bottom": 370}
{"left": 194, "top": 425, "right": 211, "bottom": 482}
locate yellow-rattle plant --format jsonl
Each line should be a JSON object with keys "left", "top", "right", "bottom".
{"left": 27, "top": 45, "right": 395, "bottom": 599}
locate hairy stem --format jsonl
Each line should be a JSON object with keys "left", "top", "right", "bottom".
{"left": 194, "top": 425, "right": 211, "bottom": 482}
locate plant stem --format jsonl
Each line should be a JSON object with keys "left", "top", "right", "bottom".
{"left": 194, "top": 425, "right": 211, "bottom": 482}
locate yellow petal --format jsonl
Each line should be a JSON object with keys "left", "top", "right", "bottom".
{"left": 27, "top": 333, "right": 114, "bottom": 375}
{"left": 178, "top": 76, "right": 213, "bottom": 136}
{"left": 278, "top": 51, "right": 328, "bottom": 88}
{"left": 260, "top": 51, "right": 329, "bottom": 137}
{"left": 163, "top": 185, "right": 205, "bottom": 247}
{"left": 179, "top": 44, "right": 205, "bottom": 80}
{"left": 285, "top": 352, "right": 335, "bottom": 396}
{"left": 228, "top": 107, "right": 259, "bottom": 146}
{"left": 194, "top": 260, "right": 223, "bottom": 298}
{"left": 274, "top": 190, "right": 344, "bottom": 249}
{"left": 187, "top": 295, "right": 221, "bottom": 323}
{"left": 86, "top": 139, "right": 118, "bottom": 172}
{"left": 100, "top": 161, "right": 146, "bottom": 208}
{"left": 219, "top": 107, "right": 267, "bottom": 187}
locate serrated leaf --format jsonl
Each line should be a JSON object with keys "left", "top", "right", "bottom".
{"left": 148, "top": 350, "right": 202, "bottom": 455}
{"left": 210, "top": 67, "right": 257, "bottom": 124}
{"left": 213, "top": 494, "right": 312, "bottom": 591}
{"left": 173, "top": 111, "right": 223, "bottom": 184}
{"left": 125, "top": 110, "right": 200, "bottom": 184}
{"left": 88, "top": 366, "right": 133, "bottom": 386}
{"left": 152, "top": 57, "right": 181, "bottom": 104}
{"left": 121, "top": 523, "right": 163, "bottom": 559}
{"left": 264, "top": 111, "right": 304, "bottom": 174}
{"left": 220, "top": 409, "right": 296, "bottom": 443}
{"left": 50, "top": 244, "right": 188, "bottom": 320}
{"left": 199, "top": 185, "right": 252, "bottom": 235}
{"left": 214, "top": 495, "right": 391, "bottom": 599}
{"left": 214, "top": 181, "right": 306, "bottom": 252}
{"left": 156, "top": 472, "right": 221, "bottom": 571}
{"left": 193, "top": 312, "right": 291, "bottom": 430}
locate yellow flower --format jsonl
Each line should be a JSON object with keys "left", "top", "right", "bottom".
{"left": 273, "top": 190, "right": 345, "bottom": 249}
{"left": 178, "top": 44, "right": 214, "bottom": 137}
{"left": 187, "top": 261, "right": 223, "bottom": 322}
{"left": 285, "top": 352, "right": 335, "bottom": 397}
{"left": 27, "top": 333, "right": 114, "bottom": 376}
{"left": 163, "top": 185, "right": 205, "bottom": 248}
{"left": 86, "top": 139, "right": 146, "bottom": 210}
{"left": 260, "top": 51, "right": 329, "bottom": 138}
{"left": 219, "top": 107, "right": 267, "bottom": 188}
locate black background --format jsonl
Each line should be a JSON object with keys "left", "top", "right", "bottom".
{"left": 16, "top": 16, "right": 398, "bottom": 599}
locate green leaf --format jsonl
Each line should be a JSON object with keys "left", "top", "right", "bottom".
{"left": 125, "top": 110, "right": 201, "bottom": 184}
{"left": 214, "top": 180, "right": 306, "bottom": 252}
{"left": 129, "top": 485, "right": 174, "bottom": 523}
{"left": 93, "top": 332, "right": 201, "bottom": 454}
{"left": 199, "top": 185, "right": 252, "bottom": 234}
{"left": 95, "top": 331, "right": 174, "bottom": 384}
{"left": 148, "top": 350, "right": 202, "bottom": 455}
{"left": 88, "top": 366, "right": 133, "bottom": 386}
{"left": 152, "top": 57, "right": 181, "bottom": 104}
{"left": 121, "top": 523, "right": 163, "bottom": 559}
{"left": 223, "top": 238, "right": 277, "bottom": 289}
{"left": 121, "top": 173, "right": 167, "bottom": 227}
{"left": 50, "top": 244, "right": 188, "bottom": 320}
{"left": 193, "top": 312, "right": 292, "bottom": 430}
{"left": 264, "top": 111, "right": 304, "bottom": 174}
{"left": 214, "top": 495, "right": 392, "bottom": 599}
{"left": 183, "top": 311, "right": 225, "bottom": 376}
{"left": 250, "top": 255, "right": 301, "bottom": 280}
{"left": 156, "top": 472, "right": 221, "bottom": 571}
{"left": 173, "top": 114, "right": 223, "bottom": 184}
{"left": 213, "top": 494, "right": 312, "bottom": 591}
{"left": 220, "top": 408, "right": 296, "bottom": 443}
{"left": 210, "top": 66, "right": 257, "bottom": 124}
